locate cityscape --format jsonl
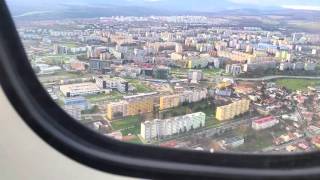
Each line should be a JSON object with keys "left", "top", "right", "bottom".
{"left": 10, "top": 1, "right": 320, "bottom": 154}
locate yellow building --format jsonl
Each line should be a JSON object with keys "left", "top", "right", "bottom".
{"left": 106, "top": 101, "right": 128, "bottom": 120}
{"left": 217, "top": 50, "right": 254, "bottom": 62}
{"left": 107, "top": 93, "right": 157, "bottom": 120}
{"left": 276, "top": 51, "right": 292, "bottom": 61}
{"left": 216, "top": 81, "right": 232, "bottom": 89}
{"left": 160, "top": 94, "right": 180, "bottom": 110}
{"left": 126, "top": 97, "right": 154, "bottom": 116}
{"left": 216, "top": 99, "right": 250, "bottom": 121}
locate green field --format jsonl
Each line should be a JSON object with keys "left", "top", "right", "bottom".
{"left": 111, "top": 115, "right": 140, "bottom": 131}
{"left": 126, "top": 79, "right": 153, "bottom": 93}
{"left": 236, "top": 130, "right": 274, "bottom": 152}
{"left": 41, "top": 55, "right": 75, "bottom": 65}
{"left": 202, "top": 68, "right": 224, "bottom": 77}
{"left": 112, "top": 115, "right": 141, "bottom": 136}
{"left": 276, "top": 79, "right": 320, "bottom": 91}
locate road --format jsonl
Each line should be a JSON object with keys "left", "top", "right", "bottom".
{"left": 234, "top": 75, "right": 320, "bottom": 82}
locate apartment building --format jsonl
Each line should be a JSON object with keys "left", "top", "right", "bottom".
{"left": 106, "top": 101, "right": 128, "bottom": 120}
{"left": 160, "top": 94, "right": 180, "bottom": 110}
{"left": 64, "top": 105, "right": 82, "bottom": 120}
{"left": 216, "top": 99, "right": 250, "bottom": 121}
{"left": 180, "top": 89, "right": 208, "bottom": 104}
{"left": 141, "top": 112, "right": 206, "bottom": 141}
{"left": 217, "top": 50, "right": 254, "bottom": 62}
{"left": 106, "top": 93, "right": 157, "bottom": 120}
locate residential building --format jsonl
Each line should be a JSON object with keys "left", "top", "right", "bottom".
{"left": 160, "top": 94, "right": 180, "bottom": 110}
{"left": 89, "top": 59, "right": 111, "bottom": 74}
{"left": 217, "top": 50, "right": 254, "bottom": 62}
{"left": 188, "top": 70, "right": 203, "bottom": 83}
{"left": 125, "top": 95, "right": 154, "bottom": 117}
{"left": 243, "top": 61, "right": 277, "bottom": 73}
{"left": 225, "top": 64, "right": 242, "bottom": 76}
{"left": 216, "top": 99, "right": 250, "bottom": 121}
{"left": 106, "top": 101, "right": 128, "bottom": 120}
{"left": 106, "top": 93, "right": 157, "bottom": 120}
{"left": 154, "top": 67, "right": 170, "bottom": 80}
{"left": 180, "top": 89, "right": 208, "bottom": 104}
{"left": 64, "top": 105, "right": 82, "bottom": 120}
{"left": 304, "top": 62, "right": 317, "bottom": 71}
{"left": 141, "top": 112, "right": 206, "bottom": 141}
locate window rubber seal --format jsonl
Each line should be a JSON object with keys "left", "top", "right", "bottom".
{"left": 1, "top": 1, "right": 320, "bottom": 179}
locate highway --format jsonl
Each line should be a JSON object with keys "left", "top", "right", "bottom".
{"left": 234, "top": 75, "right": 320, "bottom": 82}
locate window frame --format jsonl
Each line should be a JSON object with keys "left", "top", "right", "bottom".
{"left": 1, "top": 1, "right": 320, "bottom": 179}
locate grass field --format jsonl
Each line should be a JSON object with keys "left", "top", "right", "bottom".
{"left": 111, "top": 115, "right": 140, "bottom": 131}
{"left": 111, "top": 115, "right": 141, "bottom": 136}
{"left": 127, "top": 79, "right": 153, "bottom": 93}
{"left": 276, "top": 79, "right": 320, "bottom": 91}
{"left": 202, "top": 68, "right": 224, "bottom": 77}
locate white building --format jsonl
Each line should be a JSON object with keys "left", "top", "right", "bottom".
{"left": 60, "top": 83, "right": 103, "bottom": 97}
{"left": 252, "top": 116, "right": 279, "bottom": 131}
{"left": 36, "top": 64, "right": 62, "bottom": 75}
{"left": 188, "top": 70, "right": 203, "bottom": 83}
{"left": 179, "top": 89, "right": 208, "bottom": 104}
{"left": 141, "top": 112, "right": 206, "bottom": 141}
{"left": 95, "top": 76, "right": 129, "bottom": 93}
{"left": 64, "top": 105, "right": 82, "bottom": 120}
{"left": 226, "top": 64, "right": 242, "bottom": 76}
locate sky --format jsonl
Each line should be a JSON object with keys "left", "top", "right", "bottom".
{"left": 6, "top": 0, "right": 320, "bottom": 13}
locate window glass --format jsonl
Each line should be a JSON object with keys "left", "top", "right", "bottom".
{"left": 7, "top": 0, "right": 320, "bottom": 154}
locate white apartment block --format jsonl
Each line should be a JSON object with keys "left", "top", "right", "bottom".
{"left": 179, "top": 89, "right": 208, "bottom": 104}
{"left": 141, "top": 112, "right": 206, "bottom": 142}
{"left": 64, "top": 105, "right": 82, "bottom": 120}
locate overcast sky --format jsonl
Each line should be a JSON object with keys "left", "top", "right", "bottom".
{"left": 6, "top": 0, "right": 320, "bottom": 12}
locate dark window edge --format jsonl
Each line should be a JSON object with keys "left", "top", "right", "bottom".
{"left": 1, "top": 1, "right": 320, "bottom": 179}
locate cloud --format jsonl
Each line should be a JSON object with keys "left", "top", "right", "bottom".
{"left": 282, "top": 5, "right": 320, "bottom": 11}
{"left": 228, "top": 0, "right": 320, "bottom": 6}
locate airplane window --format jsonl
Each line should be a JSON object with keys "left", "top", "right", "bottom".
{"left": 4, "top": 0, "right": 320, "bottom": 156}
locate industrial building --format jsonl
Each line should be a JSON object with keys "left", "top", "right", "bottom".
{"left": 252, "top": 116, "right": 279, "bottom": 131}
{"left": 60, "top": 83, "right": 103, "bottom": 97}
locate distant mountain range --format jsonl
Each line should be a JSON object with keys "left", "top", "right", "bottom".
{"left": 5, "top": 0, "right": 320, "bottom": 20}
